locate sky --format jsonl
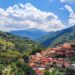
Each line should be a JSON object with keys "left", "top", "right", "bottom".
{"left": 0, "top": 0, "right": 75, "bottom": 32}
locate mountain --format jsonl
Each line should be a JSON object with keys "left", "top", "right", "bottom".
{"left": 10, "top": 28, "right": 49, "bottom": 40}
{"left": 0, "top": 31, "right": 44, "bottom": 53}
{"left": 37, "top": 25, "right": 75, "bottom": 47}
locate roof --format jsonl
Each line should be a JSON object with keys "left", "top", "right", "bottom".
{"left": 63, "top": 43, "right": 71, "bottom": 49}
{"left": 35, "top": 69, "right": 42, "bottom": 75}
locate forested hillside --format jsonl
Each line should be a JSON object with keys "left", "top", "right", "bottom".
{"left": 37, "top": 25, "right": 75, "bottom": 47}
{"left": 0, "top": 31, "right": 44, "bottom": 75}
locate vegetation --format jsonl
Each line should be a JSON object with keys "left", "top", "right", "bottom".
{"left": 0, "top": 28, "right": 75, "bottom": 75}
{"left": 37, "top": 25, "right": 75, "bottom": 47}
{"left": 50, "top": 31, "right": 75, "bottom": 47}
{"left": 0, "top": 31, "right": 45, "bottom": 75}
{"left": 44, "top": 67, "right": 64, "bottom": 75}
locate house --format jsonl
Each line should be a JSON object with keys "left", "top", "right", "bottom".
{"left": 29, "top": 43, "right": 75, "bottom": 75}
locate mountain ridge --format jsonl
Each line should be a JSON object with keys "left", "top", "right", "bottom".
{"left": 10, "top": 28, "right": 49, "bottom": 40}
{"left": 0, "top": 31, "right": 44, "bottom": 52}
{"left": 37, "top": 25, "right": 75, "bottom": 47}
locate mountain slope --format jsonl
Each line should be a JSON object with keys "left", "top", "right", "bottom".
{"left": 10, "top": 28, "right": 49, "bottom": 40}
{"left": 37, "top": 25, "right": 75, "bottom": 47}
{"left": 0, "top": 31, "right": 44, "bottom": 52}
{"left": 0, "top": 31, "right": 45, "bottom": 75}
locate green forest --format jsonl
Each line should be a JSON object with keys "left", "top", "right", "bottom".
{"left": 0, "top": 31, "right": 44, "bottom": 75}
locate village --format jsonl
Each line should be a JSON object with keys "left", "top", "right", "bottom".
{"left": 29, "top": 43, "right": 75, "bottom": 75}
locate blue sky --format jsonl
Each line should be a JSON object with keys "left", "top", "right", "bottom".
{"left": 0, "top": 0, "right": 69, "bottom": 22}
{"left": 0, "top": 0, "right": 75, "bottom": 32}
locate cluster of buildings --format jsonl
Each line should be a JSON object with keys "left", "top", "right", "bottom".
{"left": 29, "top": 43, "right": 75, "bottom": 75}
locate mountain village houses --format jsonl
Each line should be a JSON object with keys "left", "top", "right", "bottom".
{"left": 29, "top": 43, "right": 75, "bottom": 75}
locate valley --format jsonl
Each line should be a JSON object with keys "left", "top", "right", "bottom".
{"left": 0, "top": 25, "right": 75, "bottom": 75}
{"left": 0, "top": 0, "right": 75, "bottom": 75}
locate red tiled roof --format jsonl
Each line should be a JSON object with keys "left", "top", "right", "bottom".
{"left": 41, "top": 58, "right": 50, "bottom": 62}
{"left": 56, "top": 52, "right": 64, "bottom": 55}
{"left": 63, "top": 43, "right": 71, "bottom": 49}
{"left": 66, "top": 50, "right": 75, "bottom": 53}
{"left": 35, "top": 69, "right": 42, "bottom": 75}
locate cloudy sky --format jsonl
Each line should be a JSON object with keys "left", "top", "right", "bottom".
{"left": 0, "top": 0, "right": 75, "bottom": 32}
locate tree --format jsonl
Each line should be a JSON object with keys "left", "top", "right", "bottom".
{"left": 65, "top": 68, "right": 75, "bottom": 75}
{"left": 2, "top": 66, "right": 13, "bottom": 75}
{"left": 6, "top": 41, "right": 15, "bottom": 50}
{"left": 44, "top": 71, "right": 50, "bottom": 75}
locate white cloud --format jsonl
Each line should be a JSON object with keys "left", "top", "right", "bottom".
{"left": 65, "top": 5, "right": 74, "bottom": 14}
{"left": 64, "top": 4, "right": 75, "bottom": 26}
{"left": 0, "top": 3, "right": 65, "bottom": 32}
{"left": 68, "top": 13, "right": 75, "bottom": 26}
{"left": 60, "top": 0, "right": 75, "bottom": 3}
{"left": 60, "top": 0, "right": 66, "bottom": 3}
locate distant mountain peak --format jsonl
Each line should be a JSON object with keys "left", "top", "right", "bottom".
{"left": 10, "top": 28, "right": 49, "bottom": 40}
